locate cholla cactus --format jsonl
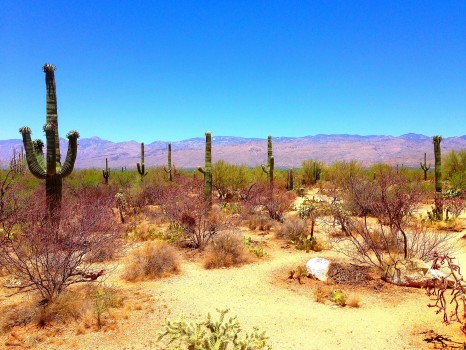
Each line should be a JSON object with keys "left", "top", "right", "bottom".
{"left": 115, "top": 192, "right": 127, "bottom": 223}
{"left": 19, "top": 64, "right": 79, "bottom": 218}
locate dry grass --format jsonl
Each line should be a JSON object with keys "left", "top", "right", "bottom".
{"left": 122, "top": 241, "right": 180, "bottom": 281}
{"left": 0, "top": 284, "right": 124, "bottom": 336}
{"left": 204, "top": 231, "right": 250, "bottom": 269}
{"left": 346, "top": 294, "right": 361, "bottom": 308}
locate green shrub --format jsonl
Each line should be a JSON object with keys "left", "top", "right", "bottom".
{"left": 329, "top": 289, "right": 347, "bottom": 306}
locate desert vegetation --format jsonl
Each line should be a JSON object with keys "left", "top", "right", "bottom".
{"left": 1, "top": 64, "right": 466, "bottom": 349}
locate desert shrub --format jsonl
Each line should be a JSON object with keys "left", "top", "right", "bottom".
{"left": 158, "top": 309, "right": 271, "bottom": 349}
{"left": 288, "top": 265, "right": 308, "bottom": 284}
{"left": 0, "top": 284, "right": 123, "bottom": 333}
{"left": 244, "top": 237, "right": 268, "bottom": 258}
{"left": 123, "top": 241, "right": 179, "bottom": 281}
{"left": 329, "top": 165, "right": 453, "bottom": 271}
{"left": 300, "top": 160, "right": 324, "bottom": 186}
{"left": 314, "top": 287, "right": 329, "bottom": 303}
{"left": 277, "top": 217, "right": 322, "bottom": 252}
{"left": 161, "top": 178, "right": 225, "bottom": 249}
{"left": 346, "top": 294, "right": 361, "bottom": 308}
{"left": 257, "top": 188, "right": 295, "bottom": 222}
{"left": 276, "top": 217, "right": 307, "bottom": 240}
{"left": 427, "top": 253, "right": 466, "bottom": 334}
{"left": 443, "top": 150, "right": 466, "bottom": 191}
{"left": 246, "top": 214, "right": 274, "bottom": 231}
{"left": 204, "top": 231, "right": 249, "bottom": 269}
{"left": 329, "top": 289, "right": 346, "bottom": 306}
{"left": 0, "top": 189, "right": 120, "bottom": 302}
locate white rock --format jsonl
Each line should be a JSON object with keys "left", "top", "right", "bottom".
{"left": 306, "top": 258, "right": 331, "bottom": 282}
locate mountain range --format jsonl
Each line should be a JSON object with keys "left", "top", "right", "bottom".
{"left": 1, "top": 134, "right": 466, "bottom": 169}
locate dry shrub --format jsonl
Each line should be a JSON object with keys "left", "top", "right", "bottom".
{"left": 204, "top": 231, "right": 250, "bottom": 269}
{"left": 0, "top": 284, "right": 123, "bottom": 334}
{"left": 246, "top": 214, "right": 274, "bottom": 231}
{"left": 123, "top": 241, "right": 180, "bottom": 281}
{"left": 314, "top": 286, "right": 330, "bottom": 304}
{"left": 276, "top": 217, "right": 308, "bottom": 240}
{"left": 346, "top": 294, "right": 361, "bottom": 308}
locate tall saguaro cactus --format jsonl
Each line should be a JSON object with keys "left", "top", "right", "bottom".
{"left": 197, "top": 132, "right": 212, "bottom": 206}
{"left": 19, "top": 64, "right": 79, "bottom": 218}
{"left": 102, "top": 158, "right": 110, "bottom": 184}
{"left": 137, "top": 142, "right": 148, "bottom": 178}
{"left": 420, "top": 152, "right": 431, "bottom": 181}
{"left": 286, "top": 169, "right": 294, "bottom": 191}
{"left": 261, "top": 135, "right": 274, "bottom": 188}
{"left": 164, "top": 143, "right": 173, "bottom": 181}
{"left": 433, "top": 136, "right": 443, "bottom": 220}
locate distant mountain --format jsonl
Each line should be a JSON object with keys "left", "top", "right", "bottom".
{"left": 1, "top": 134, "right": 466, "bottom": 169}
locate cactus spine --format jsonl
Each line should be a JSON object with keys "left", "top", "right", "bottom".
{"left": 137, "top": 142, "right": 148, "bottom": 178}
{"left": 197, "top": 132, "right": 212, "bottom": 206}
{"left": 102, "top": 158, "right": 110, "bottom": 184}
{"left": 164, "top": 143, "right": 173, "bottom": 181}
{"left": 261, "top": 135, "right": 274, "bottom": 188}
{"left": 19, "top": 64, "right": 79, "bottom": 218}
{"left": 420, "top": 152, "right": 431, "bottom": 181}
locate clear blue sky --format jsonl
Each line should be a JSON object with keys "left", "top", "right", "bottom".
{"left": 1, "top": 1, "right": 465, "bottom": 142}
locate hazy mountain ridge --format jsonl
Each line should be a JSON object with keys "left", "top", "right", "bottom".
{"left": 1, "top": 134, "right": 466, "bottom": 169}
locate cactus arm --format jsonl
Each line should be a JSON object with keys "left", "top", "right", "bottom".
{"left": 19, "top": 127, "right": 46, "bottom": 179}
{"left": 58, "top": 131, "right": 79, "bottom": 177}
{"left": 198, "top": 166, "right": 205, "bottom": 174}
{"left": 261, "top": 164, "right": 269, "bottom": 174}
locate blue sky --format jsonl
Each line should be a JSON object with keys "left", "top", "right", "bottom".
{"left": 1, "top": 1, "right": 465, "bottom": 142}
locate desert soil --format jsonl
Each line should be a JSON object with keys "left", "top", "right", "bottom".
{"left": 2, "top": 192, "right": 466, "bottom": 350}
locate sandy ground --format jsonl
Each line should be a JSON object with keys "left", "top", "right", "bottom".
{"left": 2, "top": 193, "right": 466, "bottom": 350}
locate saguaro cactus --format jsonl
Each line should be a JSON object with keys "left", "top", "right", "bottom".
{"left": 433, "top": 136, "right": 443, "bottom": 220}
{"left": 261, "top": 135, "right": 274, "bottom": 188}
{"left": 102, "top": 158, "right": 110, "bottom": 184}
{"left": 286, "top": 169, "right": 294, "bottom": 191}
{"left": 164, "top": 143, "right": 173, "bottom": 181}
{"left": 197, "top": 132, "right": 212, "bottom": 206}
{"left": 137, "top": 142, "right": 148, "bottom": 178}
{"left": 19, "top": 64, "right": 79, "bottom": 218}
{"left": 420, "top": 152, "right": 431, "bottom": 181}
